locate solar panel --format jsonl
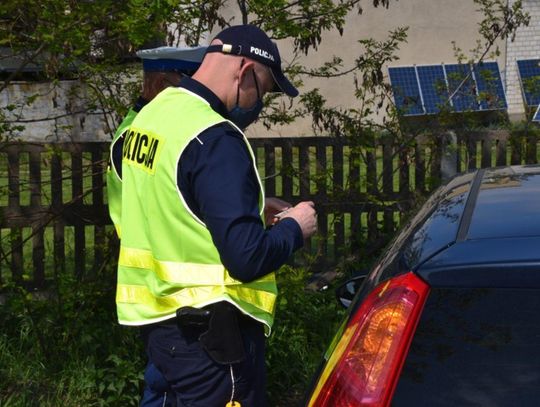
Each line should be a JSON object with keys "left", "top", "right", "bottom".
{"left": 389, "top": 62, "right": 507, "bottom": 117}
{"left": 517, "top": 59, "right": 540, "bottom": 107}
{"left": 388, "top": 67, "right": 424, "bottom": 115}
{"left": 444, "top": 64, "right": 479, "bottom": 112}
{"left": 474, "top": 61, "right": 507, "bottom": 110}
{"left": 533, "top": 104, "right": 540, "bottom": 122}
{"left": 417, "top": 65, "right": 448, "bottom": 114}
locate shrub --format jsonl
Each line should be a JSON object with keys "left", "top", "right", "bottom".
{"left": 267, "top": 266, "right": 346, "bottom": 406}
{"left": 0, "top": 260, "right": 347, "bottom": 406}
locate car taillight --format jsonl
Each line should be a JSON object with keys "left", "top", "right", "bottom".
{"left": 308, "top": 272, "right": 429, "bottom": 407}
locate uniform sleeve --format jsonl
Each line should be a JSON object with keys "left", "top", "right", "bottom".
{"left": 178, "top": 125, "right": 304, "bottom": 283}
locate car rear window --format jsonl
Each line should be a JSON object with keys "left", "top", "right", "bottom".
{"left": 393, "top": 287, "right": 540, "bottom": 406}
{"left": 374, "top": 175, "right": 473, "bottom": 282}
{"left": 468, "top": 169, "right": 540, "bottom": 239}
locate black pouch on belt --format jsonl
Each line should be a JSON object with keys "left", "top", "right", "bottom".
{"left": 176, "top": 306, "right": 211, "bottom": 329}
{"left": 198, "top": 302, "right": 246, "bottom": 365}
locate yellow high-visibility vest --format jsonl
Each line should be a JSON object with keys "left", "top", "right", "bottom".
{"left": 107, "top": 108, "right": 138, "bottom": 238}
{"left": 116, "top": 87, "right": 277, "bottom": 335}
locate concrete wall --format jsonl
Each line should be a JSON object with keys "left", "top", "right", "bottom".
{"left": 1, "top": 80, "right": 110, "bottom": 142}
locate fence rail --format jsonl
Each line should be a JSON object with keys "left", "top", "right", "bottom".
{"left": 0, "top": 131, "right": 538, "bottom": 288}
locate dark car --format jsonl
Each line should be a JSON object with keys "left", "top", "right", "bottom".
{"left": 307, "top": 165, "right": 540, "bottom": 407}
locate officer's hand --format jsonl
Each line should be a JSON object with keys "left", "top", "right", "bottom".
{"left": 281, "top": 201, "right": 317, "bottom": 239}
{"left": 265, "top": 197, "right": 291, "bottom": 226}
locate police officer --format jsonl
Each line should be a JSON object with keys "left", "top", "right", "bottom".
{"left": 107, "top": 45, "right": 207, "bottom": 237}
{"left": 116, "top": 25, "right": 317, "bottom": 407}
{"left": 106, "top": 45, "right": 206, "bottom": 407}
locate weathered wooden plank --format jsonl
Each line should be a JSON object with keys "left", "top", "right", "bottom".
{"left": 415, "top": 144, "right": 426, "bottom": 193}
{"left": 91, "top": 149, "right": 104, "bottom": 206}
{"left": 29, "top": 151, "right": 41, "bottom": 207}
{"left": 481, "top": 138, "right": 492, "bottom": 168}
{"left": 399, "top": 148, "right": 410, "bottom": 196}
{"left": 496, "top": 138, "right": 507, "bottom": 166}
{"left": 50, "top": 152, "right": 63, "bottom": 209}
{"left": 510, "top": 137, "right": 521, "bottom": 165}
{"left": 7, "top": 151, "right": 20, "bottom": 208}
{"left": 332, "top": 144, "right": 344, "bottom": 196}
{"left": 334, "top": 212, "right": 345, "bottom": 260}
{"left": 366, "top": 148, "right": 377, "bottom": 196}
{"left": 316, "top": 143, "right": 327, "bottom": 198}
{"left": 264, "top": 144, "right": 276, "bottom": 197}
{"left": 91, "top": 150, "right": 105, "bottom": 271}
{"left": 466, "top": 136, "right": 477, "bottom": 170}
{"left": 299, "top": 144, "right": 310, "bottom": 199}
{"left": 382, "top": 141, "right": 393, "bottom": 196}
{"left": 54, "top": 220, "right": 65, "bottom": 274}
{"left": 10, "top": 228, "right": 23, "bottom": 283}
{"left": 349, "top": 145, "right": 361, "bottom": 199}
{"left": 430, "top": 138, "right": 442, "bottom": 187}
{"left": 32, "top": 224, "right": 45, "bottom": 286}
{"left": 281, "top": 142, "right": 293, "bottom": 202}
{"left": 70, "top": 150, "right": 85, "bottom": 277}
{"left": 71, "top": 151, "right": 83, "bottom": 204}
{"left": 383, "top": 207, "right": 394, "bottom": 235}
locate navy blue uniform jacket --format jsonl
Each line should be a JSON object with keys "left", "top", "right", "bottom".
{"left": 113, "top": 77, "right": 303, "bottom": 283}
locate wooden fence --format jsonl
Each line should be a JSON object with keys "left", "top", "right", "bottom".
{"left": 0, "top": 130, "right": 538, "bottom": 288}
{"left": 0, "top": 142, "right": 111, "bottom": 289}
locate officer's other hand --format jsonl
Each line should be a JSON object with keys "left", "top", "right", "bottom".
{"left": 281, "top": 201, "right": 317, "bottom": 239}
{"left": 265, "top": 197, "right": 291, "bottom": 226}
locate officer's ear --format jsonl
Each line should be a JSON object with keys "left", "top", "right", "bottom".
{"left": 237, "top": 59, "right": 256, "bottom": 87}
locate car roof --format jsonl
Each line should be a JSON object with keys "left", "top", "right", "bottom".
{"left": 369, "top": 165, "right": 540, "bottom": 288}
{"left": 416, "top": 165, "right": 540, "bottom": 287}
{"left": 468, "top": 166, "right": 540, "bottom": 240}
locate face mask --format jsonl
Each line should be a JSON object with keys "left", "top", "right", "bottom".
{"left": 228, "top": 69, "right": 263, "bottom": 130}
{"left": 228, "top": 99, "right": 263, "bottom": 130}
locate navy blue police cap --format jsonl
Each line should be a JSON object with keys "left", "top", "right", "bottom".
{"left": 136, "top": 46, "right": 207, "bottom": 75}
{"left": 205, "top": 25, "right": 299, "bottom": 97}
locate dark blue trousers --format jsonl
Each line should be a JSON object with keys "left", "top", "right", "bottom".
{"left": 140, "top": 315, "right": 267, "bottom": 407}
{"left": 140, "top": 362, "right": 172, "bottom": 407}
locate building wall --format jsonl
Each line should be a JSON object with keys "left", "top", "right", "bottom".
{"left": 1, "top": 80, "right": 109, "bottom": 142}
{"left": 505, "top": 0, "right": 540, "bottom": 119}
{"left": 246, "top": 0, "right": 506, "bottom": 137}
{"left": 3, "top": 1, "right": 538, "bottom": 141}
